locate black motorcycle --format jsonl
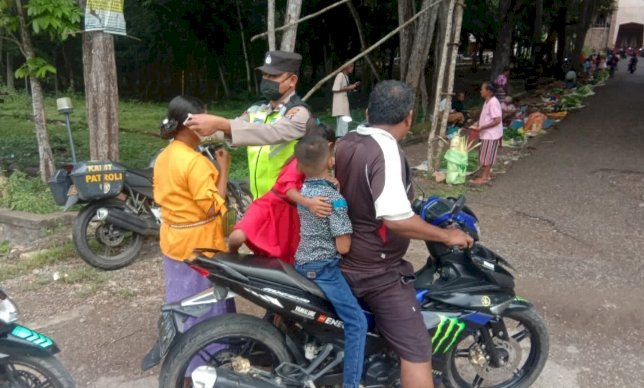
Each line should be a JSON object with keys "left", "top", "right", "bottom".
{"left": 0, "top": 288, "right": 75, "bottom": 387}
{"left": 48, "top": 143, "right": 252, "bottom": 270}
{"left": 143, "top": 196, "right": 549, "bottom": 388}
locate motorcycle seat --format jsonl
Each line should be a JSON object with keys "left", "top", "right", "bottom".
{"left": 127, "top": 168, "right": 153, "bottom": 181}
{"left": 211, "top": 253, "right": 327, "bottom": 300}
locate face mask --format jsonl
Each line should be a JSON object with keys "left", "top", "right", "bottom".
{"left": 260, "top": 78, "right": 283, "bottom": 101}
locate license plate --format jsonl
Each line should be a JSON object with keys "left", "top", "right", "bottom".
{"left": 10, "top": 325, "right": 54, "bottom": 348}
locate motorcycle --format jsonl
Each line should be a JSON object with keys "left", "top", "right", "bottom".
{"left": 0, "top": 288, "right": 75, "bottom": 387}
{"left": 142, "top": 195, "right": 549, "bottom": 388}
{"left": 48, "top": 143, "right": 252, "bottom": 270}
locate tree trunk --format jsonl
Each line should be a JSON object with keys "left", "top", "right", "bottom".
{"left": 397, "top": 0, "right": 415, "bottom": 80}
{"left": 6, "top": 53, "right": 14, "bottom": 92}
{"left": 533, "top": 0, "right": 543, "bottom": 44}
{"left": 236, "top": 0, "right": 252, "bottom": 93}
{"left": 347, "top": 0, "right": 380, "bottom": 81}
{"left": 432, "top": 0, "right": 465, "bottom": 171}
{"left": 267, "top": 0, "right": 276, "bottom": 50}
{"left": 15, "top": 0, "right": 55, "bottom": 182}
{"left": 405, "top": 0, "right": 438, "bottom": 91}
{"left": 490, "top": 0, "right": 525, "bottom": 80}
{"left": 280, "top": 0, "right": 303, "bottom": 52}
{"left": 426, "top": 0, "right": 454, "bottom": 172}
{"left": 555, "top": 6, "right": 567, "bottom": 66}
{"left": 571, "top": 0, "right": 598, "bottom": 69}
{"left": 82, "top": 31, "right": 120, "bottom": 161}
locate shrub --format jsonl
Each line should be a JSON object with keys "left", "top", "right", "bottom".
{"left": 0, "top": 171, "right": 60, "bottom": 214}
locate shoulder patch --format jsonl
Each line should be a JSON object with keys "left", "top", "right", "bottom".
{"left": 285, "top": 107, "right": 300, "bottom": 120}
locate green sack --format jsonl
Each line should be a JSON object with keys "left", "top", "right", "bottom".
{"left": 444, "top": 149, "right": 468, "bottom": 185}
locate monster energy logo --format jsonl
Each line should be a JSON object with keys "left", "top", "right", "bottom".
{"left": 431, "top": 315, "right": 466, "bottom": 353}
{"left": 10, "top": 325, "right": 53, "bottom": 348}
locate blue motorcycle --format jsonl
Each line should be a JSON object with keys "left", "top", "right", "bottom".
{"left": 145, "top": 195, "right": 549, "bottom": 387}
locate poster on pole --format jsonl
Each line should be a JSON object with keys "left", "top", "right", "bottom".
{"left": 84, "top": 0, "right": 127, "bottom": 36}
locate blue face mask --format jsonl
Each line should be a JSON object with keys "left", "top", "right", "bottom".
{"left": 260, "top": 78, "right": 283, "bottom": 101}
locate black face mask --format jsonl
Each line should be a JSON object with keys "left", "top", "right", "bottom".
{"left": 260, "top": 78, "right": 283, "bottom": 101}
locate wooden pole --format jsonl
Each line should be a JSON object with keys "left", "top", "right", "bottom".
{"left": 426, "top": 0, "right": 455, "bottom": 172}
{"left": 236, "top": 0, "right": 252, "bottom": 93}
{"left": 303, "top": 0, "right": 445, "bottom": 101}
{"left": 347, "top": 0, "right": 380, "bottom": 81}
{"left": 267, "top": 0, "right": 276, "bottom": 50}
{"left": 432, "top": 0, "right": 465, "bottom": 171}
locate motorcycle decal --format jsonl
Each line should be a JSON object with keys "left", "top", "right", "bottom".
{"left": 243, "top": 288, "right": 284, "bottom": 308}
{"left": 262, "top": 287, "right": 310, "bottom": 303}
{"left": 481, "top": 296, "right": 491, "bottom": 307}
{"left": 431, "top": 315, "right": 465, "bottom": 353}
{"left": 292, "top": 306, "right": 316, "bottom": 319}
{"left": 514, "top": 295, "right": 529, "bottom": 303}
{"left": 10, "top": 325, "right": 54, "bottom": 348}
{"left": 316, "top": 314, "right": 344, "bottom": 329}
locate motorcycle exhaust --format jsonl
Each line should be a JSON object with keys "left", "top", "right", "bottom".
{"left": 191, "top": 366, "right": 283, "bottom": 388}
{"left": 96, "top": 207, "right": 160, "bottom": 237}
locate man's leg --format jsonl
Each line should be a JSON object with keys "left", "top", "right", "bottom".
{"left": 400, "top": 359, "right": 434, "bottom": 388}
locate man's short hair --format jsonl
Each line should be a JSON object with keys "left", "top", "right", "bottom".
{"left": 367, "top": 80, "right": 414, "bottom": 126}
{"left": 295, "top": 135, "right": 330, "bottom": 177}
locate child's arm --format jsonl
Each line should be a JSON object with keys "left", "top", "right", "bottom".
{"left": 335, "top": 234, "right": 351, "bottom": 255}
{"left": 286, "top": 188, "right": 332, "bottom": 217}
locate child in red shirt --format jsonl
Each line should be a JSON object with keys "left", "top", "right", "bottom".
{"left": 228, "top": 123, "right": 337, "bottom": 264}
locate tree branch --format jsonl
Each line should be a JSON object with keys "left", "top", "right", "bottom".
{"left": 251, "top": 0, "right": 349, "bottom": 43}
{"left": 303, "top": 0, "right": 445, "bottom": 101}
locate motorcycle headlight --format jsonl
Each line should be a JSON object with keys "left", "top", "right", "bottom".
{"left": 0, "top": 291, "right": 19, "bottom": 323}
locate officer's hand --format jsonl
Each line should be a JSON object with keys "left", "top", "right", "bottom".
{"left": 307, "top": 197, "right": 332, "bottom": 217}
{"left": 185, "top": 114, "right": 221, "bottom": 137}
{"left": 214, "top": 149, "right": 231, "bottom": 172}
{"left": 444, "top": 229, "right": 474, "bottom": 249}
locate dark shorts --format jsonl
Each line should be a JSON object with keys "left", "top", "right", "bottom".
{"left": 342, "top": 260, "right": 432, "bottom": 363}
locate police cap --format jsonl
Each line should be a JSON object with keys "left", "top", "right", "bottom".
{"left": 257, "top": 51, "right": 302, "bottom": 75}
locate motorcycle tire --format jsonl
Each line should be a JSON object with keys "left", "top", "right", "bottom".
{"left": 442, "top": 308, "right": 549, "bottom": 388}
{"left": 72, "top": 200, "right": 143, "bottom": 270}
{"left": 0, "top": 352, "right": 75, "bottom": 388}
{"left": 159, "top": 314, "right": 291, "bottom": 388}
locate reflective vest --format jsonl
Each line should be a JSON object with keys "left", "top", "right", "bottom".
{"left": 247, "top": 108, "right": 298, "bottom": 199}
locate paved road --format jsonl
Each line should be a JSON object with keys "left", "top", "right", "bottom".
{"left": 465, "top": 63, "right": 644, "bottom": 387}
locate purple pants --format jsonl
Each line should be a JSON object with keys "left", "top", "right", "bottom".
{"left": 163, "top": 256, "right": 236, "bottom": 376}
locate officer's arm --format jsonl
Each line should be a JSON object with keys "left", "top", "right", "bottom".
{"left": 229, "top": 108, "right": 309, "bottom": 146}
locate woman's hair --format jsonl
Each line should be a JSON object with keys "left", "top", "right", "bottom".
{"left": 482, "top": 81, "right": 496, "bottom": 94}
{"left": 160, "top": 95, "right": 206, "bottom": 139}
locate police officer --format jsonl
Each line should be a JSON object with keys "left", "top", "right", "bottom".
{"left": 187, "top": 51, "right": 312, "bottom": 199}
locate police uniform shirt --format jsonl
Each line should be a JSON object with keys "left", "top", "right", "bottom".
{"left": 229, "top": 91, "right": 311, "bottom": 147}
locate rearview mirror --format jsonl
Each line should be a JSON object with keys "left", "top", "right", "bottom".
{"left": 450, "top": 195, "right": 466, "bottom": 214}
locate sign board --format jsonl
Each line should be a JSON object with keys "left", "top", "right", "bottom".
{"left": 84, "top": 0, "right": 127, "bottom": 36}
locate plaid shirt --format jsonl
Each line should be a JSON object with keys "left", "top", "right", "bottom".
{"left": 295, "top": 179, "right": 352, "bottom": 265}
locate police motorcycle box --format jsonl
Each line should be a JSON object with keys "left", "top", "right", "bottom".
{"left": 49, "top": 161, "right": 125, "bottom": 206}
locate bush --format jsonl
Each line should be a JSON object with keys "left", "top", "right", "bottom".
{"left": 0, "top": 171, "right": 60, "bottom": 214}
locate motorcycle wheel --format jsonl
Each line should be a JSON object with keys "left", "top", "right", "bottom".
{"left": 442, "top": 308, "right": 549, "bottom": 388}
{"left": 0, "top": 353, "right": 75, "bottom": 388}
{"left": 159, "top": 314, "right": 291, "bottom": 388}
{"left": 72, "top": 200, "right": 143, "bottom": 270}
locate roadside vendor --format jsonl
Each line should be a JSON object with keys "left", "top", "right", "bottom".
{"left": 186, "top": 51, "right": 312, "bottom": 199}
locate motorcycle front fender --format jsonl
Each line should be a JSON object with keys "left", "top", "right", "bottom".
{"left": 0, "top": 325, "right": 60, "bottom": 358}
{"left": 503, "top": 296, "right": 533, "bottom": 314}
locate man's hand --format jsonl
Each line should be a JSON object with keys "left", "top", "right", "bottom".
{"left": 214, "top": 149, "right": 231, "bottom": 172}
{"left": 444, "top": 229, "right": 474, "bottom": 249}
{"left": 306, "top": 197, "right": 332, "bottom": 217}
{"left": 186, "top": 114, "right": 230, "bottom": 137}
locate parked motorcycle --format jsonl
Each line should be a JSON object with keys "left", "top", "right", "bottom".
{"left": 0, "top": 288, "right": 75, "bottom": 387}
{"left": 142, "top": 195, "right": 549, "bottom": 388}
{"left": 48, "top": 143, "right": 252, "bottom": 270}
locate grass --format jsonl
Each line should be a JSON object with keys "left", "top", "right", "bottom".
{"left": 61, "top": 266, "right": 107, "bottom": 285}
{"left": 0, "top": 241, "right": 75, "bottom": 281}
{"left": 0, "top": 240, "right": 10, "bottom": 257}
{"left": 116, "top": 287, "right": 137, "bottom": 299}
